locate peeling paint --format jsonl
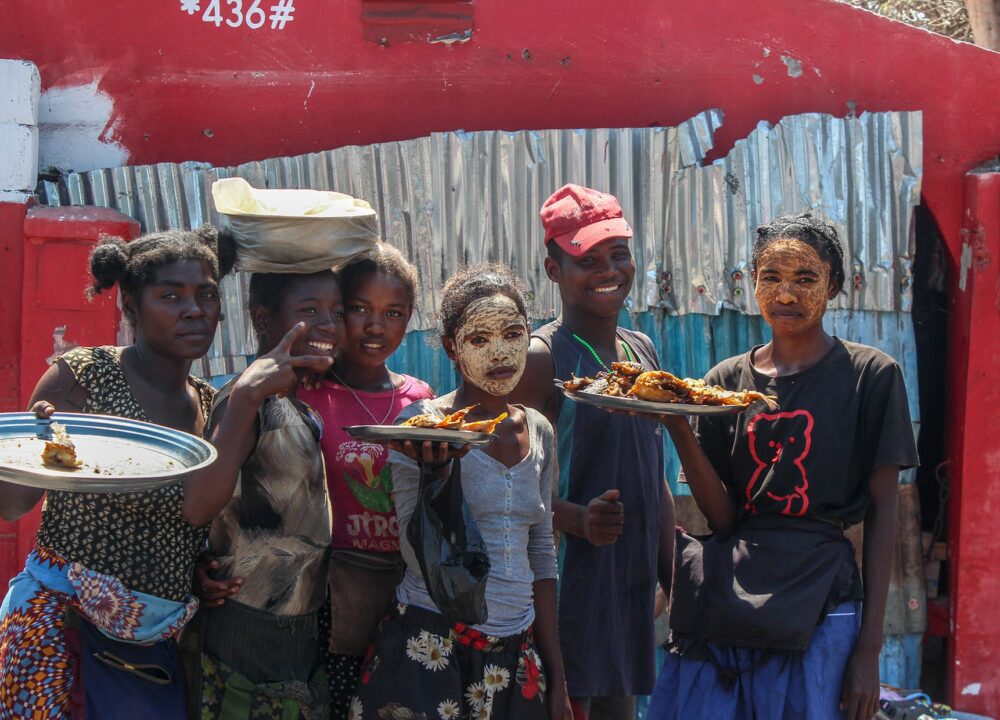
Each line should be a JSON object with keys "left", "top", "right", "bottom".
{"left": 37, "top": 81, "right": 128, "bottom": 174}
{"left": 429, "top": 29, "right": 472, "bottom": 45}
{"left": 45, "top": 325, "right": 78, "bottom": 365}
{"left": 959, "top": 242, "right": 972, "bottom": 291}
{"left": 961, "top": 683, "right": 982, "bottom": 696}
{"left": 763, "top": 47, "right": 771, "bottom": 57}
{"left": 752, "top": 73, "right": 764, "bottom": 85}
{"left": 781, "top": 55, "right": 803, "bottom": 78}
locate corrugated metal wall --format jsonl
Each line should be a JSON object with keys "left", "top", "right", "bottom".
{"left": 40, "top": 110, "right": 921, "bottom": 379}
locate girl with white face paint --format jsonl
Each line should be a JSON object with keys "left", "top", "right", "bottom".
{"left": 451, "top": 293, "right": 530, "bottom": 397}
{"left": 354, "top": 264, "right": 573, "bottom": 720}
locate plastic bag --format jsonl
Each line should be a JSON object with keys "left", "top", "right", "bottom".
{"left": 406, "top": 459, "right": 490, "bottom": 625}
{"left": 211, "top": 178, "right": 379, "bottom": 273}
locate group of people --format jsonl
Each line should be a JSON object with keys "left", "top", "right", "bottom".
{"left": 0, "top": 182, "right": 917, "bottom": 720}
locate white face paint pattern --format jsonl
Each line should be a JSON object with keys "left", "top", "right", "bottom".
{"left": 452, "top": 294, "right": 529, "bottom": 397}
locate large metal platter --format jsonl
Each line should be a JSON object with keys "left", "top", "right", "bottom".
{"left": 344, "top": 425, "right": 496, "bottom": 447}
{"left": 0, "top": 412, "right": 217, "bottom": 493}
{"left": 557, "top": 383, "right": 748, "bottom": 417}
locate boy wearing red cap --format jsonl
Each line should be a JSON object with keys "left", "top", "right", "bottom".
{"left": 513, "top": 184, "right": 675, "bottom": 720}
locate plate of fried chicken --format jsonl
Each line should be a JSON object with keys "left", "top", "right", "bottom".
{"left": 345, "top": 405, "right": 507, "bottom": 447}
{"left": 558, "top": 362, "right": 777, "bottom": 417}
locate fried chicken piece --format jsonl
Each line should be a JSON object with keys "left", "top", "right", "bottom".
{"left": 562, "top": 374, "right": 597, "bottom": 391}
{"left": 687, "top": 382, "right": 778, "bottom": 409}
{"left": 401, "top": 414, "right": 441, "bottom": 428}
{"left": 41, "top": 422, "right": 82, "bottom": 469}
{"left": 626, "top": 371, "right": 688, "bottom": 403}
{"left": 460, "top": 412, "right": 508, "bottom": 434}
{"left": 628, "top": 371, "right": 777, "bottom": 408}
{"left": 436, "top": 405, "right": 476, "bottom": 429}
{"left": 402, "top": 405, "right": 478, "bottom": 430}
{"left": 610, "top": 361, "right": 645, "bottom": 376}
{"left": 603, "top": 373, "right": 636, "bottom": 396}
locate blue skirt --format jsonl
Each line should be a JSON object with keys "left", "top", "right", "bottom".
{"left": 647, "top": 601, "right": 861, "bottom": 720}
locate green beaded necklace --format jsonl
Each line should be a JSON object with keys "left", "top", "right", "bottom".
{"left": 572, "top": 332, "right": 635, "bottom": 372}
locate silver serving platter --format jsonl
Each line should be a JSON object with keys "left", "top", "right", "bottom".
{"left": 557, "top": 381, "right": 748, "bottom": 417}
{"left": 344, "top": 425, "right": 496, "bottom": 447}
{"left": 0, "top": 412, "right": 217, "bottom": 493}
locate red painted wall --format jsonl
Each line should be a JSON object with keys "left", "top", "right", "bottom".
{"left": 948, "top": 172, "right": 1000, "bottom": 712}
{"left": 2, "top": 0, "right": 999, "bottom": 260}
{"left": 0, "top": 199, "right": 29, "bottom": 587}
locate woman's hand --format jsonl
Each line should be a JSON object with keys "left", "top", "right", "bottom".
{"left": 580, "top": 489, "right": 625, "bottom": 546}
{"left": 234, "top": 323, "right": 333, "bottom": 402}
{"left": 839, "top": 644, "right": 880, "bottom": 720}
{"left": 388, "top": 439, "right": 472, "bottom": 472}
{"left": 192, "top": 555, "right": 243, "bottom": 608}
{"left": 30, "top": 400, "right": 55, "bottom": 419}
{"left": 547, "top": 680, "right": 573, "bottom": 720}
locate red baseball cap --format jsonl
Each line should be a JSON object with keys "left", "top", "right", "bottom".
{"left": 540, "top": 184, "right": 633, "bottom": 256}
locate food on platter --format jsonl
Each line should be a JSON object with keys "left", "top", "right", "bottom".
{"left": 40, "top": 423, "right": 83, "bottom": 469}
{"left": 403, "top": 405, "right": 475, "bottom": 429}
{"left": 0, "top": 412, "right": 217, "bottom": 493}
{"left": 459, "top": 412, "right": 508, "bottom": 434}
{"left": 628, "top": 371, "right": 778, "bottom": 409}
{"left": 402, "top": 406, "right": 508, "bottom": 433}
{"left": 562, "top": 363, "right": 777, "bottom": 410}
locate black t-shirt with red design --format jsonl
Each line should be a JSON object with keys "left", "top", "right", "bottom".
{"left": 687, "top": 338, "right": 918, "bottom": 525}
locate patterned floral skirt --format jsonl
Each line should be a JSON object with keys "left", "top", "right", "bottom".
{"left": 352, "top": 603, "right": 549, "bottom": 720}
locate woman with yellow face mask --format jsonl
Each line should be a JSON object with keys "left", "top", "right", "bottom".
{"left": 650, "top": 212, "right": 919, "bottom": 720}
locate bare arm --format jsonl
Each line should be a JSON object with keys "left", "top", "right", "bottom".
{"left": 0, "top": 360, "right": 86, "bottom": 521}
{"left": 840, "top": 464, "right": 899, "bottom": 720}
{"left": 532, "top": 578, "right": 571, "bottom": 720}
{"left": 181, "top": 323, "right": 334, "bottom": 526}
{"left": 657, "top": 479, "right": 676, "bottom": 592}
{"left": 513, "top": 338, "right": 624, "bottom": 546}
{"left": 181, "top": 389, "right": 261, "bottom": 527}
{"left": 662, "top": 417, "right": 736, "bottom": 536}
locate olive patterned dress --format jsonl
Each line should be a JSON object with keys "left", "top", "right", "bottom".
{"left": 0, "top": 345, "right": 214, "bottom": 720}
{"left": 35, "top": 346, "right": 214, "bottom": 600}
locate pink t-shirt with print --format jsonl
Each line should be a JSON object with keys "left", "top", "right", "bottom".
{"left": 300, "top": 375, "right": 434, "bottom": 552}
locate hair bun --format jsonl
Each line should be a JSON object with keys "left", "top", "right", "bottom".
{"left": 88, "top": 236, "right": 130, "bottom": 296}
{"left": 215, "top": 226, "right": 238, "bottom": 278}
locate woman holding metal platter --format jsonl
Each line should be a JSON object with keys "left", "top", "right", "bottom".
{"left": 0, "top": 227, "right": 225, "bottom": 719}
{"left": 0, "top": 226, "right": 316, "bottom": 720}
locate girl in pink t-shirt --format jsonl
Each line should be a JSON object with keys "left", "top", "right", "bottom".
{"left": 298, "top": 242, "right": 433, "bottom": 719}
